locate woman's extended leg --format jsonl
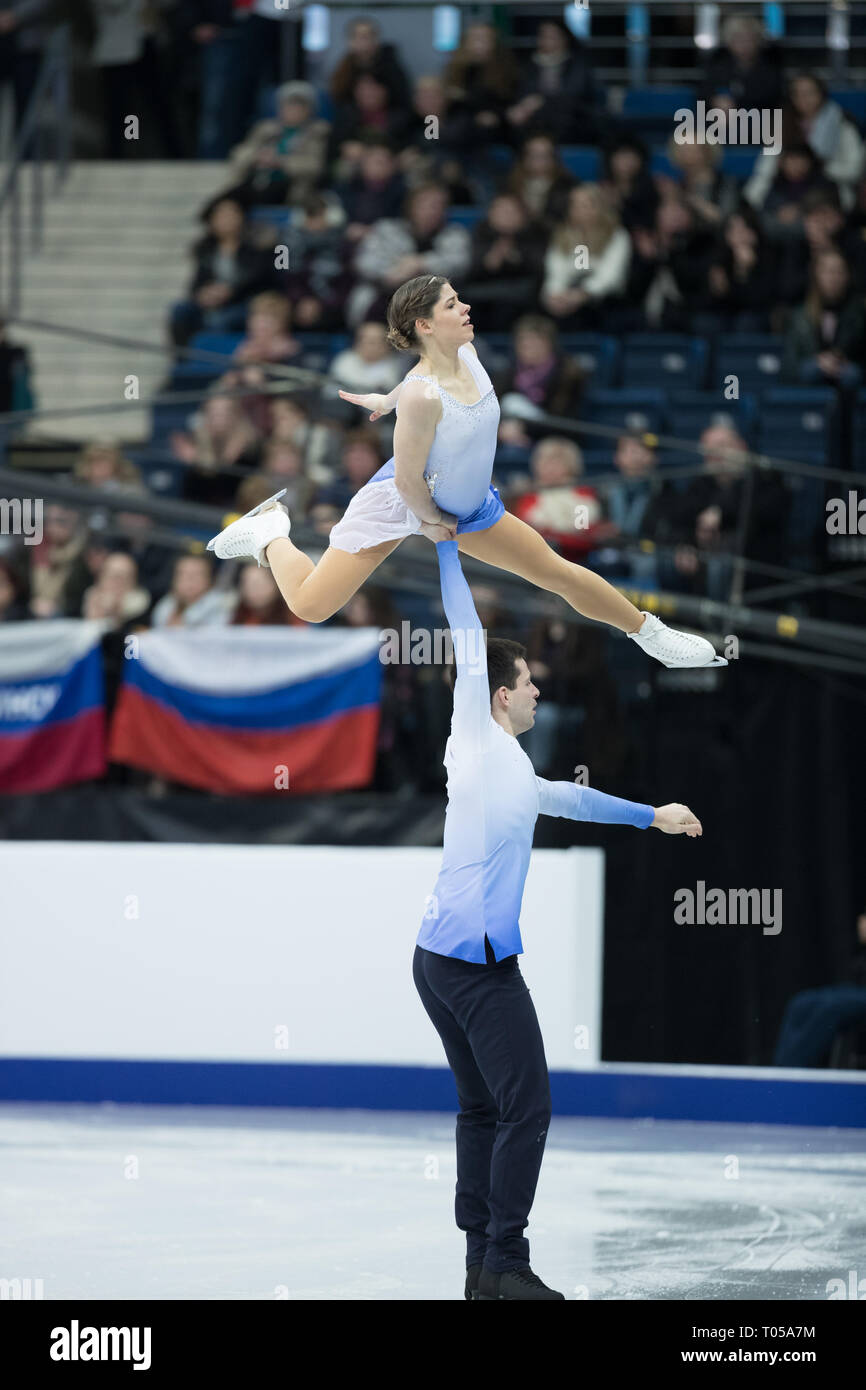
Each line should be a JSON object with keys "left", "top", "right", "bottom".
{"left": 457, "top": 512, "right": 644, "bottom": 632}
{"left": 265, "top": 536, "right": 403, "bottom": 623}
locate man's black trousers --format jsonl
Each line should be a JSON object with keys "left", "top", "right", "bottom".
{"left": 412, "top": 937, "right": 551, "bottom": 1272}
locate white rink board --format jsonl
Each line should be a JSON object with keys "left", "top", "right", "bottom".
{"left": 0, "top": 843, "right": 604, "bottom": 1070}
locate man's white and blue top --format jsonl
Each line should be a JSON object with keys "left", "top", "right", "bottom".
{"left": 417, "top": 541, "right": 655, "bottom": 963}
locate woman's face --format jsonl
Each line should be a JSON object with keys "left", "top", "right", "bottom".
{"left": 206, "top": 398, "right": 235, "bottom": 432}
{"left": 280, "top": 98, "right": 310, "bottom": 127}
{"left": 816, "top": 253, "right": 848, "bottom": 300}
{"left": 86, "top": 448, "right": 120, "bottom": 484}
{"left": 349, "top": 21, "right": 378, "bottom": 60}
{"left": 515, "top": 330, "right": 553, "bottom": 366}
{"left": 466, "top": 24, "right": 495, "bottom": 60}
{"left": 239, "top": 564, "right": 278, "bottom": 610}
{"left": 489, "top": 196, "right": 525, "bottom": 234}
{"left": 537, "top": 22, "right": 566, "bottom": 56}
{"left": 524, "top": 139, "right": 555, "bottom": 176}
{"left": 248, "top": 310, "right": 283, "bottom": 339}
{"left": 210, "top": 200, "right": 243, "bottom": 239}
{"left": 782, "top": 151, "right": 812, "bottom": 182}
{"left": 424, "top": 283, "right": 472, "bottom": 347}
{"left": 267, "top": 445, "right": 303, "bottom": 477}
{"left": 355, "top": 75, "right": 387, "bottom": 111}
{"left": 569, "top": 187, "right": 598, "bottom": 225}
{"left": 100, "top": 553, "right": 137, "bottom": 593}
{"left": 533, "top": 447, "right": 576, "bottom": 487}
{"left": 791, "top": 77, "right": 823, "bottom": 118}
{"left": 344, "top": 444, "right": 380, "bottom": 484}
{"left": 611, "top": 147, "right": 641, "bottom": 182}
{"left": 615, "top": 437, "right": 655, "bottom": 478}
{"left": 410, "top": 189, "right": 448, "bottom": 234}
{"left": 356, "top": 323, "right": 388, "bottom": 360}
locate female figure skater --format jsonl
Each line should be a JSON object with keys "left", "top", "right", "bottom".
{"left": 207, "top": 274, "right": 725, "bottom": 667}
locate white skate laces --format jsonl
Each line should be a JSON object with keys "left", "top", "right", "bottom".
{"left": 628, "top": 612, "right": 728, "bottom": 668}
{"left": 206, "top": 489, "right": 291, "bottom": 569}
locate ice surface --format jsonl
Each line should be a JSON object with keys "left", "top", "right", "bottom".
{"left": 1, "top": 1103, "right": 864, "bottom": 1300}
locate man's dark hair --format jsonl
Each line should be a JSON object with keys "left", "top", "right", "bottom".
{"left": 448, "top": 637, "right": 527, "bottom": 701}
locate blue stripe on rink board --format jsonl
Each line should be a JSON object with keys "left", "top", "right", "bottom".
{"left": 0, "top": 1060, "right": 864, "bottom": 1128}
{"left": 124, "top": 652, "right": 382, "bottom": 730}
{"left": 0, "top": 646, "right": 104, "bottom": 735}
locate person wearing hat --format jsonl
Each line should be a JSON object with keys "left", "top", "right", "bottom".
{"left": 223, "top": 79, "right": 331, "bottom": 207}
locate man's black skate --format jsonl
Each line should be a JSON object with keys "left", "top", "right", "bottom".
{"left": 465, "top": 1264, "right": 482, "bottom": 1299}
{"left": 474, "top": 1264, "right": 565, "bottom": 1300}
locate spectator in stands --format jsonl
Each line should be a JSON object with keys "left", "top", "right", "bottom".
{"left": 627, "top": 195, "right": 717, "bottom": 330}
{"left": 461, "top": 193, "right": 545, "bottom": 332}
{"left": 600, "top": 136, "right": 659, "bottom": 231}
{"left": 510, "top": 436, "right": 611, "bottom": 563}
{"left": 0, "top": 0, "right": 52, "bottom": 131}
{"left": 347, "top": 182, "right": 472, "bottom": 327}
{"left": 400, "top": 75, "right": 476, "bottom": 204}
{"left": 745, "top": 144, "right": 837, "bottom": 241}
{"left": 777, "top": 188, "right": 866, "bottom": 306}
{"left": 0, "top": 316, "right": 32, "bottom": 412}
{"left": 590, "top": 432, "right": 669, "bottom": 585}
{"left": 170, "top": 196, "right": 270, "bottom": 346}
{"left": 81, "top": 551, "right": 151, "bottom": 627}
{"left": 151, "top": 552, "right": 233, "bottom": 628}
{"left": 328, "top": 321, "right": 404, "bottom": 403}
{"left": 784, "top": 73, "right": 865, "bottom": 208}
{"left": 235, "top": 441, "right": 314, "bottom": 519}
{"left": 221, "top": 292, "right": 304, "bottom": 433}
{"left": 276, "top": 192, "right": 353, "bottom": 332}
{"left": 183, "top": 0, "right": 278, "bottom": 161}
{"left": 441, "top": 21, "right": 519, "bottom": 152}
{"left": 505, "top": 18, "right": 601, "bottom": 146}
{"left": 335, "top": 139, "right": 407, "bottom": 241}
{"left": 782, "top": 248, "right": 866, "bottom": 389}
{"left": 73, "top": 439, "right": 144, "bottom": 494}
{"left": 172, "top": 387, "right": 262, "bottom": 508}
{"left": 503, "top": 133, "right": 576, "bottom": 224}
{"left": 700, "top": 12, "right": 783, "bottom": 114}
{"left": 661, "top": 138, "right": 741, "bottom": 227}
{"left": 541, "top": 184, "right": 631, "bottom": 329}
{"left": 773, "top": 906, "right": 866, "bottom": 1067}
{"left": 493, "top": 314, "right": 586, "bottom": 467}
{"left": 329, "top": 16, "right": 411, "bottom": 111}
{"left": 0, "top": 557, "right": 26, "bottom": 621}
{"left": 268, "top": 396, "right": 340, "bottom": 484}
{"left": 700, "top": 205, "right": 778, "bottom": 333}
{"left": 91, "top": 0, "right": 181, "bottom": 158}
{"left": 650, "top": 422, "right": 788, "bottom": 600}
{"left": 223, "top": 81, "right": 330, "bottom": 207}
{"left": 27, "top": 504, "right": 86, "bottom": 619}
{"left": 231, "top": 560, "right": 300, "bottom": 627}
{"left": 328, "top": 74, "right": 413, "bottom": 179}
{"left": 309, "top": 500, "right": 342, "bottom": 539}
{"left": 325, "top": 428, "right": 384, "bottom": 512}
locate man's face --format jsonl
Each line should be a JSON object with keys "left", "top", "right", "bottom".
{"left": 498, "top": 658, "right": 539, "bottom": 735}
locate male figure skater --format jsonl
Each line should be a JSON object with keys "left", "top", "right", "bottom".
{"left": 413, "top": 541, "right": 702, "bottom": 1300}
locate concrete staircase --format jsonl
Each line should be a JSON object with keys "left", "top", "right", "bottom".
{"left": 13, "top": 161, "right": 231, "bottom": 443}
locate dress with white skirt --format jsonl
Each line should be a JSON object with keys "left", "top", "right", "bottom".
{"left": 328, "top": 342, "right": 505, "bottom": 554}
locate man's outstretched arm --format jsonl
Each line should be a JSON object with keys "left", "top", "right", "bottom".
{"left": 436, "top": 540, "right": 490, "bottom": 752}
{"left": 536, "top": 779, "right": 702, "bottom": 836}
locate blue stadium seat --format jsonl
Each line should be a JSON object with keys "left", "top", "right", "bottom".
{"left": 666, "top": 390, "right": 758, "bottom": 446}
{"left": 714, "top": 334, "right": 784, "bottom": 391}
{"left": 831, "top": 89, "right": 866, "bottom": 130}
{"left": 447, "top": 207, "right": 486, "bottom": 228}
{"left": 756, "top": 388, "right": 836, "bottom": 466}
{"left": 248, "top": 206, "right": 292, "bottom": 228}
{"left": 580, "top": 449, "right": 614, "bottom": 476}
{"left": 581, "top": 388, "right": 666, "bottom": 437}
{"left": 560, "top": 333, "right": 620, "bottom": 388}
{"left": 559, "top": 146, "right": 601, "bottom": 180}
{"left": 621, "top": 334, "right": 709, "bottom": 390}
{"left": 487, "top": 145, "right": 514, "bottom": 170}
{"left": 621, "top": 87, "right": 694, "bottom": 137}
{"left": 719, "top": 147, "right": 760, "bottom": 179}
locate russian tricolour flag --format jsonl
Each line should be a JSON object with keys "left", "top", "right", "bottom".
{"left": 109, "top": 627, "right": 382, "bottom": 794}
{"left": 0, "top": 620, "right": 107, "bottom": 792}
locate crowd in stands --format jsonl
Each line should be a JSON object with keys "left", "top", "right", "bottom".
{"left": 3, "top": 9, "right": 866, "bottom": 784}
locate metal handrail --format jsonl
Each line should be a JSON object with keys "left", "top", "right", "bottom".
{"left": 0, "top": 24, "right": 72, "bottom": 318}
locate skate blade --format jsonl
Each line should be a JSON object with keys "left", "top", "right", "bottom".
{"left": 661, "top": 654, "right": 729, "bottom": 669}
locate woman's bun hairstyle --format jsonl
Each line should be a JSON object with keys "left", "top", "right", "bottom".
{"left": 386, "top": 273, "right": 449, "bottom": 353}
